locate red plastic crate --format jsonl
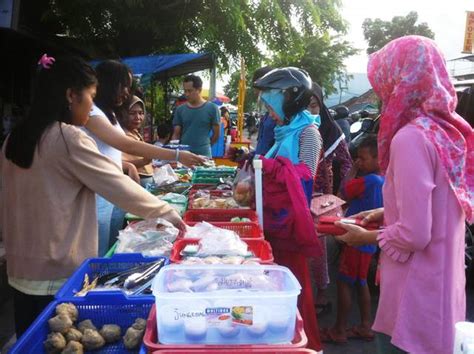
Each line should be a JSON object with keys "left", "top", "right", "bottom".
{"left": 170, "top": 238, "right": 274, "bottom": 264}
{"left": 185, "top": 222, "right": 263, "bottom": 239}
{"left": 143, "top": 305, "right": 308, "bottom": 352}
{"left": 183, "top": 209, "right": 258, "bottom": 223}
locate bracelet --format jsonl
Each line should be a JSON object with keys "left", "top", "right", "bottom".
{"left": 175, "top": 148, "right": 180, "bottom": 162}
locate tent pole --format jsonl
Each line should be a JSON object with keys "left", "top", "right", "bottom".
{"left": 209, "top": 65, "right": 216, "bottom": 100}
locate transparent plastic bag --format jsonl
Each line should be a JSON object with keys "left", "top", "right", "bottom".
{"left": 116, "top": 218, "right": 180, "bottom": 256}
{"left": 153, "top": 164, "right": 178, "bottom": 186}
{"left": 232, "top": 162, "right": 255, "bottom": 207}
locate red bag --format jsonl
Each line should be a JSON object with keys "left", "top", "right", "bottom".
{"left": 261, "top": 156, "right": 321, "bottom": 257}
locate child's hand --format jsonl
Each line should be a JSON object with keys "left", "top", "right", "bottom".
{"left": 334, "top": 222, "right": 377, "bottom": 247}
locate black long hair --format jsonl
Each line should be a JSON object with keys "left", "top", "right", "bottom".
{"left": 94, "top": 60, "right": 131, "bottom": 125}
{"left": 5, "top": 56, "right": 97, "bottom": 168}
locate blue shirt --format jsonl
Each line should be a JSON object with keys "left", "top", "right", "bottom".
{"left": 342, "top": 173, "right": 385, "bottom": 253}
{"left": 255, "top": 112, "right": 276, "bottom": 155}
{"left": 173, "top": 102, "right": 220, "bottom": 157}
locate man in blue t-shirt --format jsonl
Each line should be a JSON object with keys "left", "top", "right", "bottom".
{"left": 172, "top": 75, "right": 220, "bottom": 157}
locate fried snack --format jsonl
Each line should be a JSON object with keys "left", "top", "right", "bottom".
{"left": 43, "top": 332, "right": 66, "bottom": 353}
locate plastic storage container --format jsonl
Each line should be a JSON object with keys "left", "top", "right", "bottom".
{"left": 10, "top": 293, "right": 153, "bottom": 354}
{"left": 183, "top": 209, "right": 258, "bottom": 223}
{"left": 151, "top": 264, "right": 301, "bottom": 345}
{"left": 55, "top": 253, "right": 168, "bottom": 300}
{"left": 170, "top": 239, "right": 273, "bottom": 264}
{"left": 185, "top": 222, "right": 263, "bottom": 239}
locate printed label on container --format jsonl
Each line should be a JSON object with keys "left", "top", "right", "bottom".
{"left": 205, "top": 307, "right": 232, "bottom": 328}
{"left": 231, "top": 306, "right": 253, "bottom": 326}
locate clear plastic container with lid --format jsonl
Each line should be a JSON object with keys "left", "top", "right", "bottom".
{"left": 152, "top": 264, "right": 301, "bottom": 345}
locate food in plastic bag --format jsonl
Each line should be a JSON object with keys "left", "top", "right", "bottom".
{"left": 116, "top": 218, "right": 179, "bottom": 256}
{"left": 233, "top": 162, "right": 255, "bottom": 207}
{"left": 153, "top": 164, "right": 179, "bottom": 186}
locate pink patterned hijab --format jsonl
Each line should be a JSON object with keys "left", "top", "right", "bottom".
{"left": 368, "top": 35, "right": 474, "bottom": 222}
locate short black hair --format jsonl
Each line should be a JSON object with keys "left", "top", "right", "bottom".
{"left": 252, "top": 66, "right": 274, "bottom": 83}
{"left": 157, "top": 123, "right": 172, "bottom": 138}
{"left": 357, "top": 134, "right": 378, "bottom": 157}
{"left": 456, "top": 87, "right": 474, "bottom": 128}
{"left": 183, "top": 74, "right": 203, "bottom": 89}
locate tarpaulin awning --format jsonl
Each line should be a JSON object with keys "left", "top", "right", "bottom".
{"left": 120, "top": 53, "right": 214, "bottom": 79}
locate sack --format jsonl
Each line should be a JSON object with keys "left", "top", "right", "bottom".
{"left": 310, "top": 193, "right": 345, "bottom": 222}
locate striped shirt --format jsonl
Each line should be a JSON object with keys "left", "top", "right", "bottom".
{"left": 298, "top": 125, "right": 322, "bottom": 177}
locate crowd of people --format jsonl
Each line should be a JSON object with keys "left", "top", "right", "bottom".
{"left": 0, "top": 35, "right": 473, "bottom": 354}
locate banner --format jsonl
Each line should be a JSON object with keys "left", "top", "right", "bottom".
{"left": 463, "top": 11, "right": 474, "bottom": 53}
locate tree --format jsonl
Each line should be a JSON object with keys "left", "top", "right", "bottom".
{"left": 35, "top": 0, "right": 348, "bottom": 73}
{"left": 224, "top": 33, "right": 357, "bottom": 111}
{"left": 362, "top": 11, "right": 435, "bottom": 54}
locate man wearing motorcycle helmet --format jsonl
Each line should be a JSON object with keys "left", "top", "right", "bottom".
{"left": 253, "top": 67, "right": 323, "bottom": 350}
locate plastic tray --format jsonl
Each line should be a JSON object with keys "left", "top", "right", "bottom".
{"left": 183, "top": 209, "right": 258, "bottom": 223}
{"left": 10, "top": 293, "right": 153, "bottom": 354}
{"left": 185, "top": 222, "right": 263, "bottom": 239}
{"left": 55, "top": 253, "right": 168, "bottom": 300}
{"left": 152, "top": 350, "right": 316, "bottom": 353}
{"left": 170, "top": 238, "right": 273, "bottom": 264}
{"left": 143, "top": 305, "right": 307, "bottom": 351}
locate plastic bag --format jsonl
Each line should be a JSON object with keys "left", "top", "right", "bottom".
{"left": 153, "top": 164, "right": 178, "bottom": 186}
{"left": 116, "top": 218, "right": 180, "bottom": 256}
{"left": 232, "top": 162, "right": 255, "bottom": 207}
{"left": 184, "top": 222, "right": 249, "bottom": 257}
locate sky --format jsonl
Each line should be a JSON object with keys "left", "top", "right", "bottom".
{"left": 214, "top": 1, "right": 474, "bottom": 92}
{"left": 340, "top": 0, "right": 474, "bottom": 73}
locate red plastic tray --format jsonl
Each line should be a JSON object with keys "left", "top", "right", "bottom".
{"left": 170, "top": 238, "right": 274, "bottom": 264}
{"left": 185, "top": 222, "right": 263, "bottom": 239}
{"left": 183, "top": 209, "right": 258, "bottom": 223}
{"left": 144, "top": 305, "right": 308, "bottom": 352}
{"left": 152, "top": 350, "right": 316, "bottom": 353}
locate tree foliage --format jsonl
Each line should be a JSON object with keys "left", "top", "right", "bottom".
{"left": 362, "top": 11, "right": 435, "bottom": 54}
{"left": 39, "top": 0, "right": 347, "bottom": 72}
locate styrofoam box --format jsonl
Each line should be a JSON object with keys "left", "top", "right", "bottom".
{"left": 152, "top": 264, "right": 301, "bottom": 345}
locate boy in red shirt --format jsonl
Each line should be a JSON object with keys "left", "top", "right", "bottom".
{"left": 322, "top": 134, "right": 384, "bottom": 343}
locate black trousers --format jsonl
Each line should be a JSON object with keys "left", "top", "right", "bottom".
{"left": 13, "top": 288, "right": 53, "bottom": 338}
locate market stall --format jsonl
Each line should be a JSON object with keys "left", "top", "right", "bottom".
{"left": 10, "top": 162, "right": 319, "bottom": 354}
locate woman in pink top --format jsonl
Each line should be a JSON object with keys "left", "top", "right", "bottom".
{"left": 335, "top": 36, "right": 474, "bottom": 354}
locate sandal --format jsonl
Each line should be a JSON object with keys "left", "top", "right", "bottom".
{"left": 320, "top": 327, "right": 348, "bottom": 344}
{"left": 346, "top": 326, "right": 375, "bottom": 341}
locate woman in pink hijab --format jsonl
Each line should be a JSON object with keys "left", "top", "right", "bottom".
{"left": 335, "top": 35, "right": 474, "bottom": 354}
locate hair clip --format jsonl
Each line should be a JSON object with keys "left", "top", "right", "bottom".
{"left": 38, "top": 54, "right": 55, "bottom": 69}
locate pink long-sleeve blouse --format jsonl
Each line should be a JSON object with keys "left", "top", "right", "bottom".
{"left": 373, "top": 124, "right": 466, "bottom": 354}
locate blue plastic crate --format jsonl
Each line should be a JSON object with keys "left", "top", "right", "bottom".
{"left": 55, "top": 253, "right": 169, "bottom": 301}
{"left": 10, "top": 293, "right": 153, "bottom": 354}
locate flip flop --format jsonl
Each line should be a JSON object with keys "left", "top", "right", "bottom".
{"left": 346, "top": 326, "right": 375, "bottom": 341}
{"left": 320, "top": 327, "right": 348, "bottom": 344}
